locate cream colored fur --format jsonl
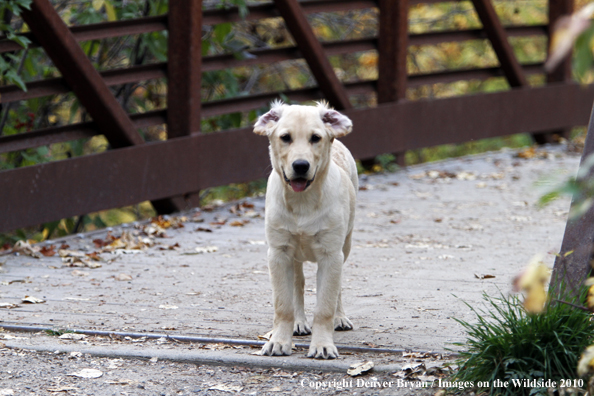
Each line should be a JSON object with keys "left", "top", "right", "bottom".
{"left": 253, "top": 101, "right": 357, "bottom": 359}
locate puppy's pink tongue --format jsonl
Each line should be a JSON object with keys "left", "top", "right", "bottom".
{"left": 290, "top": 179, "right": 308, "bottom": 192}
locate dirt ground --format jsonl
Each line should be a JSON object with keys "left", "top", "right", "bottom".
{"left": 0, "top": 144, "right": 580, "bottom": 394}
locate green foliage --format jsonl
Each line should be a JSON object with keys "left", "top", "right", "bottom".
{"left": 538, "top": 152, "right": 594, "bottom": 218}
{"left": 0, "top": 0, "right": 32, "bottom": 89}
{"left": 453, "top": 291, "right": 594, "bottom": 396}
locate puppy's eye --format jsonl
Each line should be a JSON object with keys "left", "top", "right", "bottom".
{"left": 280, "top": 134, "right": 291, "bottom": 143}
{"left": 311, "top": 134, "right": 321, "bottom": 143}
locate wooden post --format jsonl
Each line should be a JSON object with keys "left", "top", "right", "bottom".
{"left": 551, "top": 101, "right": 594, "bottom": 296}
{"left": 363, "top": 0, "right": 409, "bottom": 169}
{"left": 533, "top": 0, "right": 574, "bottom": 144}
{"left": 377, "top": 0, "right": 409, "bottom": 103}
{"left": 152, "top": 0, "right": 203, "bottom": 214}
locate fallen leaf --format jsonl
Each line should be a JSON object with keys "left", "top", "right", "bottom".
{"left": 158, "top": 243, "right": 180, "bottom": 251}
{"left": 115, "top": 273, "right": 133, "bottom": 281}
{"left": 68, "top": 368, "right": 103, "bottom": 379}
{"left": 46, "top": 387, "right": 78, "bottom": 393}
{"left": 230, "top": 220, "right": 249, "bottom": 227}
{"left": 13, "top": 241, "right": 42, "bottom": 259}
{"left": 347, "top": 361, "right": 374, "bottom": 377}
{"left": 59, "top": 333, "right": 87, "bottom": 341}
{"left": 159, "top": 304, "right": 178, "bottom": 310}
{"left": 71, "top": 270, "right": 89, "bottom": 277}
{"left": 22, "top": 295, "right": 45, "bottom": 304}
{"left": 474, "top": 274, "right": 496, "bottom": 279}
{"left": 208, "top": 383, "right": 243, "bottom": 392}
{"left": 40, "top": 245, "right": 56, "bottom": 257}
{"left": 195, "top": 227, "right": 213, "bottom": 233}
{"left": 0, "top": 303, "right": 18, "bottom": 309}
{"left": 195, "top": 246, "right": 218, "bottom": 254}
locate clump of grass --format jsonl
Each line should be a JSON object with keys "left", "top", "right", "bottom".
{"left": 453, "top": 291, "right": 594, "bottom": 395}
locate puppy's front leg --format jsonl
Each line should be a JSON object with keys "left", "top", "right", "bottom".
{"left": 260, "top": 246, "right": 295, "bottom": 356}
{"left": 308, "top": 252, "right": 343, "bottom": 359}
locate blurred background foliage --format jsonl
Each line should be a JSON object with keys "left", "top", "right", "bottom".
{"left": 0, "top": 0, "right": 591, "bottom": 245}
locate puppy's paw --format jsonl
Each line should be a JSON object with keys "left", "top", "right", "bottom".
{"left": 260, "top": 340, "right": 292, "bottom": 356}
{"left": 307, "top": 343, "right": 339, "bottom": 359}
{"left": 293, "top": 320, "right": 312, "bottom": 336}
{"left": 334, "top": 316, "right": 353, "bottom": 331}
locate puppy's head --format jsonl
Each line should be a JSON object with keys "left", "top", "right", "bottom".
{"left": 254, "top": 100, "right": 352, "bottom": 193}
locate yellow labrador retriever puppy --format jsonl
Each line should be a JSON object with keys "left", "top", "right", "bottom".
{"left": 253, "top": 100, "right": 357, "bottom": 359}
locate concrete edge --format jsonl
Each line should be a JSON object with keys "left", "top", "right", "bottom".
{"left": 2, "top": 341, "right": 403, "bottom": 374}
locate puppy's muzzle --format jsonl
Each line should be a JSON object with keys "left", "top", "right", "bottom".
{"left": 283, "top": 161, "right": 315, "bottom": 193}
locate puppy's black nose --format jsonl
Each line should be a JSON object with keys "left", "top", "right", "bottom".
{"left": 292, "top": 160, "right": 310, "bottom": 175}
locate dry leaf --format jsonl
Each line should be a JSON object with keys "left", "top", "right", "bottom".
{"left": 115, "top": 273, "right": 133, "bottom": 281}
{"left": 347, "top": 361, "right": 374, "bottom": 376}
{"left": 71, "top": 270, "right": 89, "bottom": 277}
{"left": 195, "top": 227, "right": 213, "bottom": 233}
{"left": 46, "top": 387, "right": 78, "bottom": 393}
{"left": 0, "top": 302, "right": 18, "bottom": 309}
{"left": 195, "top": 246, "right": 218, "bottom": 254}
{"left": 513, "top": 255, "right": 551, "bottom": 313}
{"left": 545, "top": 3, "right": 594, "bottom": 71}
{"left": 22, "top": 295, "right": 45, "bottom": 304}
{"left": 230, "top": 220, "right": 249, "bottom": 227}
{"left": 40, "top": 245, "right": 56, "bottom": 257}
{"left": 13, "top": 241, "right": 42, "bottom": 259}
{"left": 59, "top": 333, "right": 87, "bottom": 341}
{"left": 474, "top": 274, "right": 496, "bottom": 280}
{"left": 159, "top": 304, "right": 178, "bottom": 310}
{"left": 68, "top": 368, "right": 103, "bottom": 379}
{"left": 578, "top": 345, "right": 594, "bottom": 376}
{"left": 208, "top": 383, "right": 243, "bottom": 393}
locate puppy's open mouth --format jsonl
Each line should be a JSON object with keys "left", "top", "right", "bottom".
{"left": 282, "top": 169, "right": 315, "bottom": 193}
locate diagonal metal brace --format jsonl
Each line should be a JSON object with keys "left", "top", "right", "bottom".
{"left": 21, "top": 0, "right": 144, "bottom": 148}
{"left": 471, "top": 0, "right": 528, "bottom": 88}
{"left": 273, "top": 0, "right": 352, "bottom": 110}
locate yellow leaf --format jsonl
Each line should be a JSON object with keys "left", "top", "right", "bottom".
{"left": 105, "top": 1, "right": 117, "bottom": 22}
{"left": 578, "top": 345, "right": 594, "bottom": 376}
{"left": 92, "top": 0, "right": 105, "bottom": 11}
{"left": 587, "top": 285, "right": 594, "bottom": 311}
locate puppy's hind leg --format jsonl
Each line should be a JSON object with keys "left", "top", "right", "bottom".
{"left": 293, "top": 260, "right": 312, "bottom": 336}
{"left": 335, "top": 231, "right": 353, "bottom": 331}
{"left": 334, "top": 290, "right": 353, "bottom": 331}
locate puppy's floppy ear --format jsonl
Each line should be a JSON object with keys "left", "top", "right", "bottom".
{"left": 254, "top": 100, "right": 284, "bottom": 136}
{"left": 317, "top": 101, "right": 353, "bottom": 138}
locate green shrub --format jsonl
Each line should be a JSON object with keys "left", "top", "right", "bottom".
{"left": 453, "top": 291, "right": 594, "bottom": 395}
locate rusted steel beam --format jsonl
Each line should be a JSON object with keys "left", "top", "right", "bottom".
{"left": 273, "top": 0, "right": 352, "bottom": 110}
{"left": 2, "top": 22, "right": 548, "bottom": 104}
{"left": 378, "top": 0, "right": 409, "bottom": 103}
{"left": 532, "top": 0, "right": 575, "bottom": 144}
{"left": 0, "top": 15, "right": 168, "bottom": 53}
{"left": 2, "top": 82, "right": 594, "bottom": 232}
{"left": 166, "top": 0, "right": 202, "bottom": 138}
{"left": 0, "top": 63, "right": 167, "bottom": 103}
{"left": 1, "top": 63, "right": 548, "bottom": 154}
{"left": 547, "top": 0, "right": 573, "bottom": 83}
{"left": 470, "top": 0, "right": 528, "bottom": 87}
{"left": 21, "top": 0, "right": 144, "bottom": 148}
{"left": 552, "top": 103, "right": 594, "bottom": 294}
{"left": 150, "top": 0, "right": 203, "bottom": 214}
{"left": 202, "top": 0, "right": 377, "bottom": 25}
{"left": 0, "top": 110, "right": 166, "bottom": 154}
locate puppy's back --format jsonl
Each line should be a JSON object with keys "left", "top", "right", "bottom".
{"left": 331, "top": 140, "right": 358, "bottom": 192}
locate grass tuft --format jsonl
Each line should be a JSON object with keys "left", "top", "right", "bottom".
{"left": 453, "top": 291, "right": 594, "bottom": 395}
